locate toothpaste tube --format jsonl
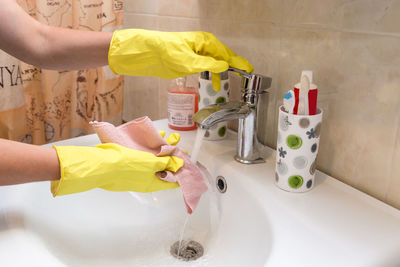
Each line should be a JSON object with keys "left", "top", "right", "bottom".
{"left": 292, "top": 71, "right": 318, "bottom": 115}
{"left": 293, "top": 87, "right": 318, "bottom": 115}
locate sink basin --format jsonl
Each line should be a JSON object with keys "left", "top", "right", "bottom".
{"left": 1, "top": 118, "right": 400, "bottom": 267}
{"left": 0, "top": 176, "right": 269, "bottom": 267}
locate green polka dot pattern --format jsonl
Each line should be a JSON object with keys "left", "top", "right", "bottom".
{"left": 215, "top": 96, "right": 226, "bottom": 104}
{"left": 286, "top": 135, "right": 302, "bottom": 149}
{"left": 288, "top": 175, "right": 303, "bottom": 189}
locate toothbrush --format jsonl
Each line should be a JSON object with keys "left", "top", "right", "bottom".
{"left": 283, "top": 90, "right": 295, "bottom": 113}
{"left": 298, "top": 71, "right": 311, "bottom": 115}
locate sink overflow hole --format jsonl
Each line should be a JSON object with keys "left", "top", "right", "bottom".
{"left": 216, "top": 176, "right": 227, "bottom": 193}
{"left": 170, "top": 240, "right": 204, "bottom": 261}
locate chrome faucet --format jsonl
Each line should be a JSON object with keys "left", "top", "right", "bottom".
{"left": 193, "top": 68, "right": 272, "bottom": 164}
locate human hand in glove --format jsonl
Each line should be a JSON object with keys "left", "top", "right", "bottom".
{"left": 108, "top": 29, "right": 254, "bottom": 91}
{"left": 0, "top": 137, "right": 181, "bottom": 195}
{"left": 51, "top": 142, "right": 183, "bottom": 196}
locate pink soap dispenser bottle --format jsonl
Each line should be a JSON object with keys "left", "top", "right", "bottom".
{"left": 167, "top": 77, "right": 199, "bottom": 131}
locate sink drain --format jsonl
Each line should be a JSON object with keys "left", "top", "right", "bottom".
{"left": 216, "top": 176, "right": 227, "bottom": 193}
{"left": 170, "top": 240, "right": 204, "bottom": 261}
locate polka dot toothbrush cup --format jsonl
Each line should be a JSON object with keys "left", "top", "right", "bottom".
{"left": 198, "top": 71, "right": 229, "bottom": 140}
{"left": 275, "top": 106, "right": 323, "bottom": 192}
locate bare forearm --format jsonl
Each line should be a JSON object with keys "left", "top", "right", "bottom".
{"left": 40, "top": 27, "right": 113, "bottom": 70}
{"left": 0, "top": 139, "right": 60, "bottom": 185}
{"left": 0, "top": 0, "right": 113, "bottom": 70}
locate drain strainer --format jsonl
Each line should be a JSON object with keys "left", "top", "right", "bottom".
{"left": 170, "top": 240, "right": 204, "bottom": 261}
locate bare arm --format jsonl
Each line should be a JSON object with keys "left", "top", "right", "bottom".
{"left": 0, "top": 0, "right": 113, "bottom": 70}
{"left": 0, "top": 139, "right": 60, "bottom": 185}
{"left": 0, "top": 0, "right": 109, "bottom": 185}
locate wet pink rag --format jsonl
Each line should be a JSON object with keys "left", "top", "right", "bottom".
{"left": 90, "top": 116, "right": 208, "bottom": 214}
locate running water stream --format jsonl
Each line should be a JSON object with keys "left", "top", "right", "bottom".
{"left": 177, "top": 214, "right": 190, "bottom": 257}
{"left": 190, "top": 128, "right": 206, "bottom": 164}
{"left": 176, "top": 128, "right": 206, "bottom": 257}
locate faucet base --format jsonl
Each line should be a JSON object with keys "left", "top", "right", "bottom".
{"left": 234, "top": 155, "right": 265, "bottom": 164}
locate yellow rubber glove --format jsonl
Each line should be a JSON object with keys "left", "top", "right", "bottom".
{"left": 159, "top": 130, "right": 188, "bottom": 154}
{"left": 51, "top": 143, "right": 183, "bottom": 196}
{"left": 108, "top": 29, "right": 254, "bottom": 91}
{"left": 158, "top": 130, "right": 180, "bottom": 145}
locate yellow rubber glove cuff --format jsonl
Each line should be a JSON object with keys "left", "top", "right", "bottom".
{"left": 108, "top": 29, "right": 254, "bottom": 91}
{"left": 51, "top": 143, "right": 183, "bottom": 196}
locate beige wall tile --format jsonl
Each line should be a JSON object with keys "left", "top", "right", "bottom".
{"left": 158, "top": 0, "right": 201, "bottom": 18}
{"left": 158, "top": 78, "right": 169, "bottom": 119}
{"left": 124, "top": 13, "right": 158, "bottom": 30}
{"left": 339, "top": 33, "right": 400, "bottom": 200}
{"left": 156, "top": 0, "right": 281, "bottom": 23}
{"left": 341, "top": 0, "right": 400, "bottom": 34}
{"left": 123, "top": 76, "right": 160, "bottom": 121}
{"left": 199, "top": 0, "right": 281, "bottom": 23}
{"left": 157, "top": 16, "right": 206, "bottom": 32}
{"left": 282, "top": 0, "right": 400, "bottom": 34}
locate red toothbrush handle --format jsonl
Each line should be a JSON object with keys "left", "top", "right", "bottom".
{"left": 293, "top": 88, "right": 300, "bottom": 115}
{"left": 308, "top": 89, "right": 318, "bottom": 115}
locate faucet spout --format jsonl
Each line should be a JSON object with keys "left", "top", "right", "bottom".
{"left": 192, "top": 102, "right": 250, "bottom": 129}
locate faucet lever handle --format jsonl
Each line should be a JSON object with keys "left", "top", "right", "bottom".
{"left": 228, "top": 67, "right": 272, "bottom": 93}
{"left": 228, "top": 67, "right": 252, "bottom": 78}
{"left": 242, "top": 74, "right": 272, "bottom": 93}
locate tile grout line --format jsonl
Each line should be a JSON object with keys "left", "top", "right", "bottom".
{"left": 278, "top": 23, "right": 400, "bottom": 38}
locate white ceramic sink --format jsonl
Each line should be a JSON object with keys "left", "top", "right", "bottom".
{"left": 1, "top": 118, "right": 400, "bottom": 267}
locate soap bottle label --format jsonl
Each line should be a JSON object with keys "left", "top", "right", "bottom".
{"left": 167, "top": 92, "right": 196, "bottom": 127}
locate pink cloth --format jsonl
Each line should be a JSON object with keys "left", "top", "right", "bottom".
{"left": 90, "top": 116, "right": 208, "bottom": 214}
